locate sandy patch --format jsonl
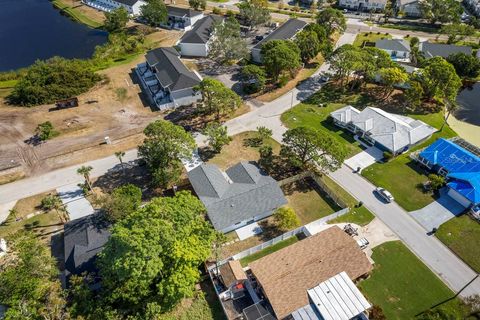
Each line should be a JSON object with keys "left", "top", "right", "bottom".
{"left": 448, "top": 115, "right": 480, "bottom": 147}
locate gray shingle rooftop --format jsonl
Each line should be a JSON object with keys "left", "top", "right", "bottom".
{"left": 145, "top": 47, "right": 201, "bottom": 91}
{"left": 167, "top": 5, "right": 203, "bottom": 18}
{"left": 188, "top": 162, "right": 287, "bottom": 231}
{"left": 375, "top": 39, "right": 411, "bottom": 52}
{"left": 419, "top": 41, "right": 472, "bottom": 58}
{"left": 63, "top": 214, "right": 111, "bottom": 279}
{"left": 180, "top": 15, "right": 223, "bottom": 44}
{"left": 115, "top": 0, "right": 143, "bottom": 6}
{"left": 253, "top": 18, "right": 308, "bottom": 50}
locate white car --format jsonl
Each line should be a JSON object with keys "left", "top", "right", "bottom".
{"left": 375, "top": 187, "right": 394, "bottom": 203}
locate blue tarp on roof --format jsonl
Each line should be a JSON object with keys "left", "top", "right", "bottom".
{"left": 420, "top": 138, "right": 480, "bottom": 205}
{"left": 419, "top": 138, "right": 480, "bottom": 173}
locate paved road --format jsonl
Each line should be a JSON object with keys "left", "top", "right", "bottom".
{"left": 330, "top": 164, "right": 480, "bottom": 297}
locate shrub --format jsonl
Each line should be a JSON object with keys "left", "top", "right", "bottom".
{"left": 102, "top": 184, "right": 142, "bottom": 222}
{"left": 278, "top": 74, "right": 290, "bottom": 87}
{"left": 274, "top": 207, "right": 300, "bottom": 231}
{"left": 212, "top": 7, "right": 221, "bottom": 14}
{"left": 428, "top": 173, "right": 445, "bottom": 191}
{"left": 36, "top": 121, "right": 59, "bottom": 141}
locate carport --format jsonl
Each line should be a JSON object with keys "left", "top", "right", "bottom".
{"left": 410, "top": 188, "right": 466, "bottom": 231}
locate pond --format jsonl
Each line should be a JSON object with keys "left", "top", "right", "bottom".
{"left": 456, "top": 82, "right": 480, "bottom": 126}
{"left": 0, "top": 0, "right": 108, "bottom": 72}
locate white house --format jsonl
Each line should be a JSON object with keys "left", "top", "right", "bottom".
{"left": 178, "top": 15, "right": 223, "bottom": 57}
{"left": 136, "top": 47, "right": 202, "bottom": 110}
{"left": 375, "top": 39, "right": 411, "bottom": 62}
{"left": 396, "top": 0, "right": 422, "bottom": 17}
{"left": 166, "top": 6, "right": 204, "bottom": 31}
{"left": 251, "top": 18, "right": 307, "bottom": 63}
{"left": 82, "top": 0, "right": 146, "bottom": 16}
{"left": 338, "top": 0, "right": 388, "bottom": 11}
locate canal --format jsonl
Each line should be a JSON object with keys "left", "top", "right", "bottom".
{"left": 0, "top": 0, "right": 108, "bottom": 72}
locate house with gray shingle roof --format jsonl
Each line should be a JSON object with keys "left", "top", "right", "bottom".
{"left": 178, "top": 15, "right": 223, "bottom": 57}
{"left": 419, "top": 41, "right": 473, "bottom": 59}
{"left": 188, "top": 162, "right": 287, "bottom": 233}
{"left": 136, "top": 47, "right": 202, "bottom": 110}
{"left": 375, "top": 39, "right": 411, "bottom": 62}
{"left": 331, "top": 106, "right": 436, "bottom": 154}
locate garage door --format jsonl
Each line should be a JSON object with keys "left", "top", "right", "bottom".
{"left": 447, "top": 188, "right": 471, "bottom": 208}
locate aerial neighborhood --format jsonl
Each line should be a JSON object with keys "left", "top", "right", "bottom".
{"left": 2, "top": 0, "right": 480, "bottom": 319}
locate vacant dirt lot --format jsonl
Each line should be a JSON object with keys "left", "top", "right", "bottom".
{"left": 0, "top": 29, "right": 181, "bottom": 182}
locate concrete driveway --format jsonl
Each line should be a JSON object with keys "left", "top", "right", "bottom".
{"left": 410, "top": 188, "right": 466, "bottom": 232}
{"left": 344, "top": 146, "right": 383, "bottom": 171}
{"left": 57, "top": 183, "right": 95, "bottom": 221}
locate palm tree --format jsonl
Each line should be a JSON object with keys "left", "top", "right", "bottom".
{"left": 115, "top": 151, "right": 126, "bottom": 174}
{"left": 77, "top": 165, "right": 93, "bottom": 191}
{"left": 441, "top": 98, "right": 459, "bottom": 131}
{"left": 41, "top": 194, "right": 67, "bottom": 223}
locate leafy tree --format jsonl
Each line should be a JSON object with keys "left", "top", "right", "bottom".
{"left": 8, "top": 57, "right": 101, "bottom": 107}
{"left": 415, "top": 57, "right": 461, "bottom": 102}
{"left": 378, "top": 67, "right": 408, "bottom": 98}
{"left": 203, "top": 122, "right": 232, "bottom": 153}
{"left": 261, "top": 40, "right": 301, "bottom": 82}
{"left": 0, "top": 232, "right": 69, "bottom": 319}
{"left": 441, "top": 23, "right": 475, "bottom": 43}
{"left": 316, "top": 8, "right": 346, "bottom": 35}
{"left": 240, "top": 64, "right": 266, "bottom": 93}
{"left": 141, "top": 0, "right": 168, "bottom": 26}
{"left": 418, "top": 0, "right": 462, "bottom": 24}
{"left": 295, "top": 30, "right": 321, "bottom": 63}
{"left": 189, "top": 0, "right": 206, "bottom": 10}
{"left": 138, "top": 120, "right": 195, "bottom": 188}
{"left": 428, "top": 173, "right": 445, "bottom": 190}
{"left": 208, "top": 17, "right": 249, "bottom": 64}
{"left": 195, "top": 78, "right": 242, "bottom": 120}
{"left": 104, "top": 7, "right": 129, "bottom": 32}
{"left": 447, "top": 52, "right": 480, "bottom": 78}
{"left": 328, "top": 45, "right": 367, "bottom": 88}
{"left": 281, "top": 126, "right": 347, "bottom": 173}
{"left": 41, "top": 194, "right": 68, "bottom": 223}
{"left": 304, "top": 23, "right": 332, "bottom": 56}
{"left": 102, "top": 184, "right": 142, "bottom": 222}
{"left": 36, "top": 121, "right": 58, "bottom": 141}
{"left": 274, "top": 207, "right": 300, "bottom": 231}
{"left": 257, "top": 126, "right": 273, "bottom": 142}
{"left": 77, "top": 165, "right": 94, "bottom": 191}
{"left": 405, "top": 80, "right": 424, "bottom": 110}
{"left": 97, "top": 191, "right": 216, "bottom": 315}
{"left": 441, "top": 98, "right": 459, "bottom": 130}
{"left": 258, "top": 145, "right": 274, "bottom": 172}
{"left": 238, "top": 0, "right": 271, "bottom": 29}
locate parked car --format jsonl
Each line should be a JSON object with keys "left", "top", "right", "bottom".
{"left": 375, "top": 187, "right": 394, "bottom": 203}
{"left": 255, "top": 35, "right": 264, "bottom": 41}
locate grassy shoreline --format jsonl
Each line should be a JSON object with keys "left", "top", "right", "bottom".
{"left": 51, "top": 0, "right": 104, "bottom": 29}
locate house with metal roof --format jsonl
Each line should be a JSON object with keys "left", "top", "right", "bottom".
{"left": 82, "top": 0, "right": 146, "bottom": 16}
{"left": 375, "top": 39, "right": 411, "bottom": 62}
{"left": 187, "top": 161, "right": 287, "bottom": 233}
{"left": 166, "top": 6, "right": 204, "bottom": 30}
{"left": 63, "top": 214, "right": 111, "bottom": 286}
{"left": 417, "top": 138, "right": 480, "bottom": 208}
{"left": 178, "top": 15, "right": 223, "bottom": 57}
{"left": 331, "top": 106, "right": 436, "bottom": 154}
{"left": 251, "top": 19, "right": 308, "bottom": 63}
{"left": 249, "top": 226, "right": 372, "bottom": 319}
{"left": 338, "top": 0, "right": 388, "bottom": 12}
{"left": 136, "top": 47, "right": 202, "bottom": 110}
{"left": 419, "top": 42, "right": 473, "bottom": 59}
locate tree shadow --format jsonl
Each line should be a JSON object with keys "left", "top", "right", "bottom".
{"left": 258, "top": 220, "right": 283, "bottom": 241}
{"left": 93, "top": 162, "right": 152, "bottom": 196}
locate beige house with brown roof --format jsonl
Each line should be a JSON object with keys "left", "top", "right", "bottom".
{"left": 249, "top": 226, "right": 372, "bottom": 319}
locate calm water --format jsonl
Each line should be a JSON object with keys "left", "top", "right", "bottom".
{"left": 456, "top": 82, "right": 480, "bottom": 126}
{"left": 0, "top": 0, "right": 108, "bottom": 72}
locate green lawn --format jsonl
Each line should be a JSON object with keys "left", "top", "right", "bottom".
{"left": 51, "top": 0, "right": 103, "bottom": 29}
{"left": 359, "top": 241, "right": 464, "bottom": 320}
{"left": 437, "top": 215, "right": 480, "bottom": 273}
{"left": 0, "top": 212, "right": 62, "bottom": 240}
{"left": 284, "top": 179, "right": 341, "bottom": 225}
{"left": 239, "top": 235, "right": 299, "bottom": 267}
{"left": 0, "top": 79, "right": 17, "bottom": 89}
{"left": 362, "top": 112, "right": 457, "bottom": 211}
{"left": 353, "top": 32, "right": 392, "bottom": 47}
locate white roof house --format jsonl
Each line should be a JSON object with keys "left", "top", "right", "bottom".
{"left": 331, "top": 106, "right": 436, "bottom": 154}
{"left": 291, "top": 272, "right": 372, "bottom": 320}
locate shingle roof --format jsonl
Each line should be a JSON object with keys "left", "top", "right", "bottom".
{"left": 167, "top": 5, "right": 203, "bottom": 18}
{"left": 253, "top": 18, "right": 308, "bottom": 50}
{"left": 63, "top": 214, "right": 111, "bottom": 278}
{"left": 420, "top": 42, "right": 472, "bottom": 59}
{"left": 115, "top": 0, "right": 144, "bottom": 6}
{"left": 249, "top": 226, "right": 372, "bottom": 319}
{"left": 375, "top": 39, "right": 411, "bottom": 52}
{"left": 180, "top": 15, "right": 223, "bottom": 44}
{"left": 331, "top": 106, "right": 436, "bottom": 153}
{"left": 187, "top": 162, "right": 287, "bottom": 231}
{"left": 145, "top": 47, "right": 201, "bottom": 91}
